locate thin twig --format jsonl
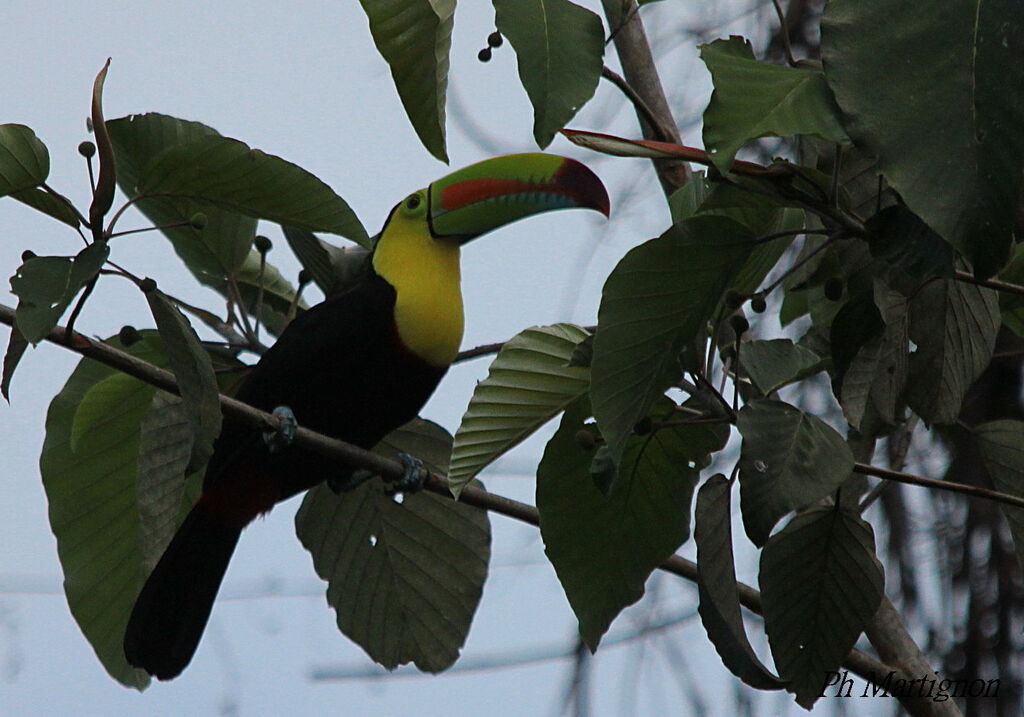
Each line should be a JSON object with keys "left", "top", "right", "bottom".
{"left": 853, "top": 462, "right": 1024, "bottom": 511}
{"left": 600, "top": 66, "right": 675, "bottom": 143}
{"left": 954, "top": 270, "right": 1024, "bottom": 298}
{"left": 770, "top": 0, "right": 797, "bottom": 67}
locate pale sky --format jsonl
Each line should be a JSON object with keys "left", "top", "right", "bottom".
{"left": 0, "top": 2, "right": 865, "bottom": 716}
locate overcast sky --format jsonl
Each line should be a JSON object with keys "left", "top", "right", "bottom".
{"left": 0, "top": 2, "right": 874, "bottom": 715}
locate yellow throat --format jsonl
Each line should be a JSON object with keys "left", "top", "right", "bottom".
{"left": 372, "top": 207, "right": 465, "bottom": 367}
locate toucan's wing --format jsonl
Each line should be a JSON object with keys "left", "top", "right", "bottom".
{"left": 201, "top": 275, "right": 396, "bottom": 491}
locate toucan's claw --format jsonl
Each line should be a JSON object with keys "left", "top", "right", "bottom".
{"left": 387, "top": 453, "right": 428, "bottom": 496}
{"left": 327, "top": 467, "right": 375, "bottom": 494}
{"left": 263, "top": 406, "right": 298, "bottom": 454}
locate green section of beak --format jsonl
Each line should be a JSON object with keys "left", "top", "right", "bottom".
{"left": 427, "top": 153, "right": 609, "bottom": 243}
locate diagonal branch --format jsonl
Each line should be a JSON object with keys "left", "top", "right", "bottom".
{"left": 0, "top": 299, "right": 897, "bottom": 695}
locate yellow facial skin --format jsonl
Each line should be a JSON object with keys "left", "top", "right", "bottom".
{"left": 372, "top": 190, "right": 465, "bottom": 367}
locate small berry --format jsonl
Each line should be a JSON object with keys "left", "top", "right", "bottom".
{"left": 824, "top": 277, "right": 844, "bottom": 301}
{"left": 751, "top": 295, "right": 767, "bottom": 313}
{"left": 118, "top": 325, "right": 140, "bottom": 346}
{"left": 20, "top": 249, "right": 36, "bottom": 262}
{"left": 139, "top": 277, "right": 157, "bottom": 293}
{"left": 189, "top": 213, "right": 208, "bottom": 230}
{"left": 478, "top": 47, "right": 492, "bottom": 63}
{"left": 575, "top": 429, "right": 597, "bottom": 450}
{"left": 78, "top": 141, "right": 96, "bottom": 158}
{"left": 254, "top": 235, "right": 272, "bottom": 254}
{"left": 298, "top": 268, "right": 313, "bottom": 286}
{"left": 633, "top": 416, "right": 653, "bottom": 435}
{"left": 487, "top": 31, "right": 504, "bottom": 48}
{"left": 729, "top": 314, "right": 749, "bottom": 336}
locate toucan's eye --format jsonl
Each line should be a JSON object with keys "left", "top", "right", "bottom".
{"left": 405, "top": 195, "right": 421, "bottom": 210}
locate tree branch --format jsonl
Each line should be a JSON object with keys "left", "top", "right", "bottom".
{"left": 0, "top": 300, "right": 897, "bottom": 695}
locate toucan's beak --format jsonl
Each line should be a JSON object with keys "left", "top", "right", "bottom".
{"left": 427, "top": 153, "right": 610, "bottom": 243}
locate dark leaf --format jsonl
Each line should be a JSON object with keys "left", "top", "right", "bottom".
{"left": 494, "top": 0, "right": 605, "bottom": 148}
{"left": 760, "top": 506, "right": 884, "bottom": 709}
{"left": 741, "top": 339, "right": 823, "bottom": 395}
{"left": 10, "top": 241, "right": 109, "bottom": 344}
{"left": 865, "top": 205, "right": 955, "bottom": 280}
{"left": 11, "top": 187, "right": 81, "bottom": 228}
{"left": 144, "top": 289, "right": 222, "bottom": 471}
{"left": 0, "top": 123, "right": 49, "bottom": 196}
{"left": 591, "top": 215, "right": 753, "bottom": 465}
{"left": 737, "top": 399, "right": 853, "bottom": 546}
{"left": 1, "top": 323, "right": 29, "bottom": 400}
{"left": 296, "top": 418, "right": 490, "bottom": 672}
{"left": 695, "top": 475, "right": 785, "bottom": 690}
{"left": 282, "top": 225, "right": 369, "bottom": 296}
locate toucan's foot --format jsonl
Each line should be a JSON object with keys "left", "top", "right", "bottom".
{"left": 387, "top": 453, "right": 428, "bottom": 496}
{"left": 262, "top": 406, "right": 297, "bottom": 454}
{"left": 327, "top": 467, "right": 375, "bottom": 494}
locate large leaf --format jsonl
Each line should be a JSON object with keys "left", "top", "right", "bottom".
{"left": 358, "top": 0, "right": 453, "bottom": 162}
{"left": 904, "top": 276, "right": 1000, "bottom": 424}
{"left": 448, "top": 324, "right": 590, "bottom": 497}
{"left": 10, "top": 241, "right": 109, "bottom": 344}
{"left": 144, "top": 288, "right": 222, "bottom": 471}
{"left": 0, "top": 123, "right": 49, "bottom": 196}
{"left": 136, "top": 135, "right": 367, "bottom": 244}
{"left": 695, "top": 475, "right": 784, "bottom": 690}
{"left": 108, "top": 113, "right": 258, "bottom": 279}
{"left": 700, "top": 36, "right": 849, "bottom": 172}
{"left": 975, "top": 421, "right": 1024, "bottom": 574}
{"left": 760, "top": 506, "right": 884, "bottom": 709}
{"left": 591, "top": 215, "right": 753, "bottom": 465}
{"left": 295, "top": 419, "right": 490, "bottom": 672}
{"left": 11, "top": 187, "right": 81, "bottom": 228}
{"left": 737, "top": 399, "right": 854, "bottom": 546}
{"left": 135, "top": 392, "right": 199, "bottom": 571}
{"left": 41, "top": 336, "right": 162, "bottom": 689}
{"left": 821, "top": 0, "right": 1024, "bottom": 277}
{"left": 494, "top": 0, "right": 605, "bottom": 148}
{"left": 741, "top": 339, "right": 823, "bottom": 396}
{"left": 537, "top": 397, "right": 728, "bottom": 648}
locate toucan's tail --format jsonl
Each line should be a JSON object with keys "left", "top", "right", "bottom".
{"left": 124, "top": 505, "right": 242, "bottom": 680}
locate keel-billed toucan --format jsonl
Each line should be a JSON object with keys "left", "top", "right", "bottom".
{"left": 123, "top": 153, "right": 609, "bottom": 679}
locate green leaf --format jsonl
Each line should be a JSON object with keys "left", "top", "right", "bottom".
{"left": 998, "top": 244, "right": 1024, "bottom": 337}
{"left": 904, "top": 276, "right": 999, "bottom": 424}
{"left": 144, "top": 288, "right": 222, "bottom": 472}
{"left": 136, "top": 135, "right": 367, "bottom": 244}
{"left": 700, "top": 36, "right": 849, "bottom": 172}
{"left": 1, "top": 323, "right": 28, "bottom": 401}
{"left": 837, "top": 281, "right": 908, "bottom": 431}
{"left": 975, "top": 420, "right": 1024, "bottom": 575}
{"left": 760, "top": 506, "right": 884, "bottom": 709}
{"left": 295, "top": 419, "right": 490, "bottom": 672}
{"left": 282, "top": 225, "right": 369, "bottom": 296}
{"left": 0, "top": 124, "right": 49, "bottom": 196}
{"left": 667, "top": 172, "right": 709, "bottom": 223}
{"left": 10, "top": 241, "right": 109, "bottom": 344}
{"left": 494, "top": 0, "right": 605, "bottom": 148}
{"left": 358, "top": 0, "right": 453, "bottom": 162}
{"left": 448, "top": 324, "right": 591, "bottom": 497}
{"left": 821, "top": 1, "right": 1024, "bottom": 277}
{"left": 866, "top": 205, "right": 955, "bottom": 280}
{"left": 537, "top": 397, "right": 727, "bottom": 648}
{"left": 695, "top": 475, "right": 785, "bottom": 690}
{"left": 135, "top": 391, "right": 199, "bottom": 571}
{"left": 737, "top": 399, "right": 854, "bottom": 546}
{"left": 108, "top": 113, "right": 258, "bottom": 279}
{"left": 70, "top": 372, "right": 142, "bottom": 453}
{"left": 591, "top": 215, "right": 753, "bottom": 464}
{"left": 41, "top": 338, "right": 162, "bottom": 689}
{"left": 11, "top": 187, "right": 81, "bottom": 228}
{"left": 741, "top": 339, "right": 823, "bottom": 395}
